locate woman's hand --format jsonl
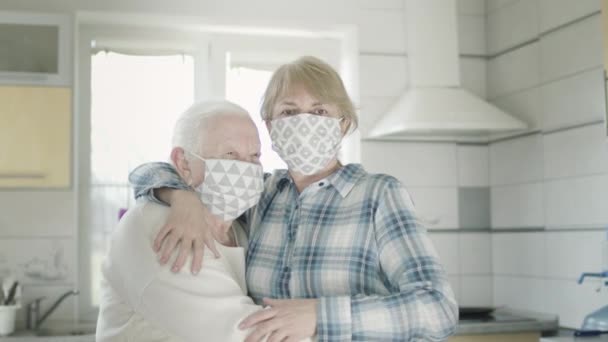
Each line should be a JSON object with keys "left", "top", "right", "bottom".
{"left": 240, "top": 298, "right": 318, "bottom": 342}
{"left": 154, "top": 189, "right": 222, "bottom": 274}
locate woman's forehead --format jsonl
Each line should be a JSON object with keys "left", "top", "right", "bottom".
{"left": 277, "top": 83, "right": 324, "bottom": 102}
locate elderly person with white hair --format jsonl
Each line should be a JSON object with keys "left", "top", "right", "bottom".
{"left": 96, "top": 101, "right": 269, "bottom": 342}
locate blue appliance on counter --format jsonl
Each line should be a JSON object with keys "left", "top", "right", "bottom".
{"left": 576, "top": 272, "right": 608, "bottom": 335}
{"left": 574, "top": 228, "right": 608, "bottom": 337}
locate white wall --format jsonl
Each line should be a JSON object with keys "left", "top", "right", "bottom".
{"left": 487, "top": 0, "right": 608, "bottom": 328}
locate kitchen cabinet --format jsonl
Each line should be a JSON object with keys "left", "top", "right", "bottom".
{"left": 450, "top": 332, "right": 540, "bottom": 342}
{"left": 0, "top": 11, "right": 72, "bottom": 86}
{"left": 0, "top": 86, "right": 71, "bottom": 188}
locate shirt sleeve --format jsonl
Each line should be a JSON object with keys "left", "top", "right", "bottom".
{"left": 316, "top": 177, "right": 458, "bottom": 341}
{"left": 128, "top": 162, "right": 191, "bottom": 205}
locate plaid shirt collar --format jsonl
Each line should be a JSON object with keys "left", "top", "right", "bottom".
{"left": 274, "top": 163, "right": 367, "bottom": 198}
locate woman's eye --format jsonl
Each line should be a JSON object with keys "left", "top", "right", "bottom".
{"left": 313, "top": 108, "right": 328, "bottom": 115}
{"left": 280, "top": 109, "right": 297, "bottom": 116}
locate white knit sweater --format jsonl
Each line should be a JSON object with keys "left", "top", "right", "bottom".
{"left": 96, "top": 201, "right": 260, "bottom": 342}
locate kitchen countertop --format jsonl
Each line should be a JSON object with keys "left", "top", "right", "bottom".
{"left": 541, "top": 329, "right": 608, "bottom": 342}
{"left": 0, "top": 307, "right": 560, "bottom": 340}
{"left": 456, "top": 307, "right": 559, "bottom": 335}
{"left": 0, "top": 332, "right": 94, "bottom": 342}
{"left": 0, "top": 322, "right": 95, "bottom": 342}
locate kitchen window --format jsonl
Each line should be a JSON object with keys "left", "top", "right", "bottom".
{"left": 87, "top": 51, "right": 195, "bottom": 308}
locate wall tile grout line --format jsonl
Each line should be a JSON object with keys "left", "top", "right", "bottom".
{"left": 0, "top": 235, "right": 74, "bottom": 240}
{"left": 542, "top": 119, "right": 606, "bottom": 136}
{"left": 488, "top": 65, "right": 603, "bottom": 102}
{"left": 486, "top": 11, "right": 601, "bottom": 60}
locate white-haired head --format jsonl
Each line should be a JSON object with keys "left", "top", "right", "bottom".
{"left": 172, "top": 101, "right": 250, "bottom": 157}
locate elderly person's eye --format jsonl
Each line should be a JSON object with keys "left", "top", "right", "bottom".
{"left": 251, "top": 153, "right": 262, "bottom": 164}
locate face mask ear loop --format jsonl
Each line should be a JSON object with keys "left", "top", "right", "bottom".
{"left": 186, "top": 175, "right": 194, "bottom": 188}
{"left": 186, "top": 150, "right": 207, "bottom": 189}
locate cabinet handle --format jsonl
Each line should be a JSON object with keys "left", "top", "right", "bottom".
{"left": 0, "top": 173, "right": 46, "bottom": 179}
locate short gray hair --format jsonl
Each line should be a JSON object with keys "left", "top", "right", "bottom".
{"left": 172, "top": 101, "right": 249, "bottom": 155}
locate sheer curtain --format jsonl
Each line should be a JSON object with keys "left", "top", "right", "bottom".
{"left": 226, "top": 66, "right": 287, "bottom": 172}
{"left": 88, "top": 52, "right": 194, "bottom": 305}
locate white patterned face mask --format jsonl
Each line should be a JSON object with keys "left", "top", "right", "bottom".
{"left": 270, "top": 113, "right": 342, "bottom": 175}
{"left": 189, "top": 152, "right": 264, "bottom": 222}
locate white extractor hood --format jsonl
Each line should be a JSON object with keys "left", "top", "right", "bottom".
{"left": 367, "top": 0, "right": 527, "bottom": 142}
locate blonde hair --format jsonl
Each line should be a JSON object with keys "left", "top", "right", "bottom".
{"left": 260, "top": 56, "right": 358, "bottom": 133}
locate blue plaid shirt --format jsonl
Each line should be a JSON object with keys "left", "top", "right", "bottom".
{"left": 129, "top": 162, "right": 457, "bottom": 341}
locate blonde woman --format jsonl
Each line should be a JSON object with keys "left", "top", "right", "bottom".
{"left": 129, "top": 56, "right": 458, "bottom": 341}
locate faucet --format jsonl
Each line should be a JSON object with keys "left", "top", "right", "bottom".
{"left": 25, "top": 289, "right": 79, "bottom": 330}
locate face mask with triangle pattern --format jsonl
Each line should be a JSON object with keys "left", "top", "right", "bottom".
{"left": 189, "top": 152, "right": 264, "bottom": 222}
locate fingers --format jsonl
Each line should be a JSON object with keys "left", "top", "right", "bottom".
{"left": 244, "top": 319, "right": 282, "bottom": 342}
{"left": 172, "top": 239, "right": 192, "bottom": 273}
{"left": 154, "top": 224, "right": 172, "bottom": 252}
{"left": 205, "top": 236, "right": 221, "bottom": 259}
{"left": 239, "top": 307, "right": 277, "bottom": 330}
{"left": 267, "top": 329, "right": 288, "bottom": 342}
{"left": 263, "top": 298, "right": 282, "bottom": 307}
{"left": 158, "top": 233, "right": 178, "bottom": 265}
{"left": 191, "top": 239, "right": 204, "bottom": 275}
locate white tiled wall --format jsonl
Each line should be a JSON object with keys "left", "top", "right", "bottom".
{"left": 544, "top": 231, "right": 604, "bottom": 279}
{"left": 359, "top": 55, "right": 409, "bottom": 97}
{"left": 490, "top": 134, "right": 544, "bottom": 186}
{"left": 0, "top": 190, "right": 77, "bottom": 324}
{"left": 538, "top": 0, "right": 600, "bottom": 33}
{"left": 488, "top": 42, "right": 540, "bottom": 99}
{"left": 362, "top": 142, "right": 458, "bottom": 187}
{"left": 357, "top": 9, "right": 407, "bottom": 54}
{"left": 491, "top": 183, "right": 544, "bottom": 228}
{"left": 430, "top": 232, "right": 494, "bottom": 307}
{"left": 539, "top": 14, "right": 602, "bottom": 83}
{"left": 488, "top": 2, "right": 608, "bottom": 329}
{"left": 540, "top": 67, "right": 605, "bottom": 131}
{"left": 544, "top": 174, "right": 608, "bottom": 229}
{"left": 543, "top": 124, "right": 608, "bottom": 179}
{"left": 493, "top": 233, "right": 545, "bottom": 276}
{"left": 362, "top": 141, "right": 459, "bottom": 229}
{"left": 0, "top": 191, "right": 75, "bottom": 237}
{"left": 457, "top": 145, "right": 489, "bottom": 187}
{"left": 486, "top": 0, "right": 539, "bottom": 55}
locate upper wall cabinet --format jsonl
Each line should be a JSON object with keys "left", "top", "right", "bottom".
{"left": 0, "top": 86, "right": 71, "bottom": 188}
{"left": 0, "top": 12, "right": 72, "bottom": 86}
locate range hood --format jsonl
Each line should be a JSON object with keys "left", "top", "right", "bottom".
{"left": 367, "top": 0, "right": 527, "bottom": 142}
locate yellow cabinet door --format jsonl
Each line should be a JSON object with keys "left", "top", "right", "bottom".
{"left": 0, "top": 86, "right": 71, "bottom": 188}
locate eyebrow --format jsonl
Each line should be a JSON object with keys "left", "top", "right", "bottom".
{"left": 280, "top": 101, "right": 324, "bottom": 106}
